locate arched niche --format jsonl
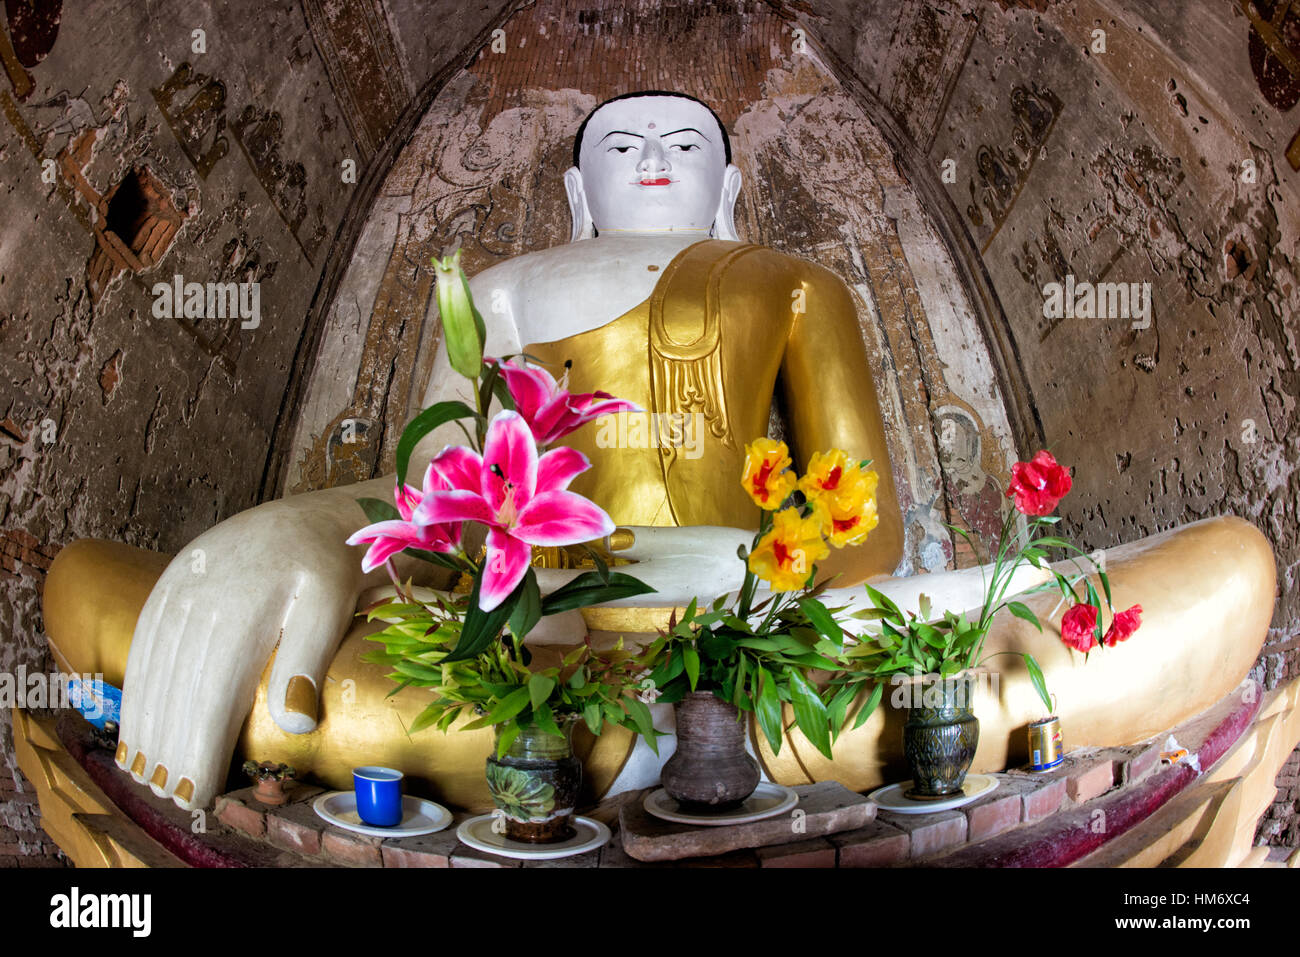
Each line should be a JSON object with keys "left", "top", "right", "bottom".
{"left": 272, "top": 0, "right": 1026, "bottom": 574}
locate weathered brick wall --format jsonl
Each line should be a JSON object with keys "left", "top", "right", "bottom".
{"left": 808, "top": 0, "right": 1300, "bottom": 846}
{"left": 0, "top": 0, "right": 503, "bottom": 863}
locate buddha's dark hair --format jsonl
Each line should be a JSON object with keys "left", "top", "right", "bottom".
{"left": 572, "top": 91, "right": 732, "bottom": 168}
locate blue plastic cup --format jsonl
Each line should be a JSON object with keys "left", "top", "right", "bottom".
{"left": 353, "top": 767, "right": 404, "bottom": 827}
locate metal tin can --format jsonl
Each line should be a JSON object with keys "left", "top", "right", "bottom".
{"left": 1027, "top": 716, "right": 1063, "bottom": 771}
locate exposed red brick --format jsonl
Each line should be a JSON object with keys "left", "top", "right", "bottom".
{"left": 830, "top": 819, "right": 910, "bottom": 867}
{"left": 964, "top": 784, "right": 1023, "bottom": 842}
{"left": 877, "top": 809, "right": 968, "bottom": 858}
{"left": 322, "top": 828, "right": 383, "bottom": 867}
{"left": 754, "top": 837, "right": 836, "bottom": 868}
{"left": 214, "top": 795, "right": 266, "bottom": 838}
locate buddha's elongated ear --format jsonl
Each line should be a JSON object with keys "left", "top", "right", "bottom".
{"left": 564, "top": 167, "right": 596, "bottom": 242}
{"left": 710, "top": 164, "right": 743, "bottom": 241}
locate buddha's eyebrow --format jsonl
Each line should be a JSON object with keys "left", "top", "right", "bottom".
{"left": 599, "top": 130, "right": 644, "bottom": 143}
{"left": 662, "top": 127, "right": 709, "bottom": 140}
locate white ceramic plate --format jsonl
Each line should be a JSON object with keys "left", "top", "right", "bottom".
{"left": 867, "top": 772, "right": 998, "bottom": 814}
{"left": 313, "top": 791, "right": 453, "bottom": 838}
{"left": 455, "top": 814, "right": 611, "bottom": 860}
{"left": 642, "top": 782, "right": 799, "bottom": 826}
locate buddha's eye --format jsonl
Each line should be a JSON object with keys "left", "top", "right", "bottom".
{"left": 671, "top": 143, "right": 700, "bottom": 152}
{"left": 609, "top": 146, "right": 635, "bottom": 153}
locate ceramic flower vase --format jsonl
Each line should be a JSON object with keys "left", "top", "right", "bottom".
{"left": 485, "top": 719, "right": 581, "bottom": 843}
{"left": 901, "top": 672, "right": 980, "bottom": 800}
{"left": 661, "top": 691, "right": 760, "bottom": 812}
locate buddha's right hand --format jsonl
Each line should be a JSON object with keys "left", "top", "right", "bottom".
{"left": 115, "top": 480, "right": 388, "bottom": 811}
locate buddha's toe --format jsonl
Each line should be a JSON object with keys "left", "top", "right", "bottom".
{"left": 272, "top": 674, "right": 319, "bottom": 734}
{"left": 147, "top": 763, "right": 169, "bottom": 796}
{"left": 126, "top": 749, "right": 148, "bottom": 781}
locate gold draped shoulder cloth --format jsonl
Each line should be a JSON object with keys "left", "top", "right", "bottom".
{"left": 526, "top": 239, "right": 904, "bottom": 584}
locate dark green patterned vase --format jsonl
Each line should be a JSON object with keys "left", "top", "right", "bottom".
{"left": 902, "top": 673, "right": 979, "bottom": 800}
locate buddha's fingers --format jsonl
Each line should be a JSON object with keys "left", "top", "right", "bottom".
{"left": 265, "top": 571, "right": 359, "bottom": 735}
{"left": 116, "top": 585, "right": 171, "bottom": 777}
{"left": 147, "top": 608, "right": 217, "bottom": 799}
{"left": 120, "top": 590, "right": 197, "bottom": 785}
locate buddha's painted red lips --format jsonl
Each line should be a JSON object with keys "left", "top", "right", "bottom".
{"left": 638, "top": 178, "right": 672, "bottom": 185}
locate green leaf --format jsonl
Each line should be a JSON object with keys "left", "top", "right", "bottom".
{"left": 797, "top": 597, "right": 844, "bottom": 648}
{"left": 403, "top": 547, "right": 466, "bottom": 571}
{"left": 863, "top": 583, "right": 903, "bottom": 621}
{"left": 444, "top": 572, "right": 520, "bottom": 663}
{"left": 528, "top": 673, "right": 556, "bottom": 711}
{"left": 391, "top": 660, "right": 443, "bottom": 682}
{"left": 788, "top": 671, "right": 833, "bottom": 760}
{"left": 827, "top": 682, "right": 857, "bottom": 739}
{"left": 851, "top": 682, "right": 884, "bottom": 730}
{"left": 700, "top": 630, "right": 738, "bottom": 660}
{"left": 1024, "top": 654, "right": 1053, "bottom": 715}
{"left": 621, "top": 695, "right": 657, "bottom": 744}
{"left": 482, "top": 686, "right": 531, "bottom": 726}
{"left": 394, "top": 400, "right": 478, "bottom": 486}
{"left": 682, "top": 645, "right": 700, "bottom": 692}
{"left": 540, "top": 571, "right": 655, "bottom": 614}
{"left": 356, "top": 497, "right": 401, "bottom": 524}
{"left": 1097, "top": 568, "right": 1113, "bottom": 609}
{"left": 1006, "top": 601, "right": 1042, "bottom": 632}
{"left": 408, "top": 702, "right": 442, "bottom": 734}
{"left": 532, "top": 701, "right": 562, "bottom": 737}
{"left": 583, "top": 702, "right": 602, "bottom": 735}
{"left": 755, "top": 667, "right": 784, "bottom": 755}
{"left": 495, "top": 721, "right": 522, "bottom": 759}
{"left": 508, "top": 569, "right": 542, "bottom": 640}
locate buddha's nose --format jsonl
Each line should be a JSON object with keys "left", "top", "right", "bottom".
{"left": 638, "top": 140, "right": 670, "bottom": 176}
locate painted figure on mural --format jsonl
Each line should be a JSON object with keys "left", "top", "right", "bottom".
{"left": 44, "top": 91, "right": 1276, "bottom": 812}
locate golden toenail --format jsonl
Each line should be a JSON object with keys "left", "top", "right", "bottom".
{"left": 608, "top": 528, "right": 636, "bottom": 551}
{"left": 149, "top": 765, "right": 168, "bottom": 789}
{"left": 130, "top": 752, "right": 147, "bottom": 776}
{"left": 115, "top": 742, "right": 128, "bottom": 764}
{"left": 284, "top": 675, "right": 317, "bottom": 722}
{"left": 174, "top": 778, "right": 195, "bottom": 804}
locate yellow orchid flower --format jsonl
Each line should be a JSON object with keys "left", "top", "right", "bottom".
{"left": 741, "top": 438, "right": 798, "bottom": 511}
{"left": 747, "top": 507, "right": 829, "bottom": 591}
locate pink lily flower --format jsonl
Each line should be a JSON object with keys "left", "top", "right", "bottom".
{"left": 415, "top": 410, "right": 615, "bottom": 611}
{"left": 346, "top": 465, "right": 462, "bottom": 573}
{"left": 491, "top": 357, "right": 642, "bottom": 446}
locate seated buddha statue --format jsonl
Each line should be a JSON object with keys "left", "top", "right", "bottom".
{"left": 41, "top": 92, "right": 1277, "bottom": 813}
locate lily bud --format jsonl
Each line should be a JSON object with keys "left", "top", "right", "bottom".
{"left": 433, "top": 249, "right": 486, "bottom": 380}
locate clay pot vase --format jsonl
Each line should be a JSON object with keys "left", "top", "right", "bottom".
{"left": 252, "top": 777, "right": 290, "bottom": 807}
{"left": 485, "top": 719, "right": 581, "bottom": 844}
{"left": 661, "top": 691, "right": 760, "bottom": 812}
{"left": 901, "top": 672, "right": 980, "bottom": 800}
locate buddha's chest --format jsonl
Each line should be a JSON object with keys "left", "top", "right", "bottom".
{"left": 509, "top": 237, "right": 706, "bottom": 345}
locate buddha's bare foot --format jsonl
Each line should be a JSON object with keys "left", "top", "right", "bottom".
{"left": 116, "top": 487, "right": 379, "bottom": 810}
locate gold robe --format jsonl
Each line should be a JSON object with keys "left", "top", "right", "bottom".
{"left": 527, "top": 239, "right": 904, "bottom": 583}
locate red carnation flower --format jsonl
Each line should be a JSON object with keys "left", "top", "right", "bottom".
{"left": 1061, "top": 603, "right": 1099, "bottom": 653}
{"left": 1006, "top": 450, "right": 1073, "bottom": 516}
{"left": 1103, "top": 604, "right": 1143, "bottom": 648}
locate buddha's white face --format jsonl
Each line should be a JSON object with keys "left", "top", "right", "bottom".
{"left": 574, "top": 96, "right": 732, "bottom": 234}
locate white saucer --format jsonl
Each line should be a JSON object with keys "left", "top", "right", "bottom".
{"left": 313, "top": 791, "right": 453, "bottom": 838}
{"left": 456, "top": 814, "right": 610, "bottom": 860}
{"left": 643, "top": 782, "right": 799, "bottom": 826}
{"left": 867, "top": 772, "right": 998, "bottom": 814}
